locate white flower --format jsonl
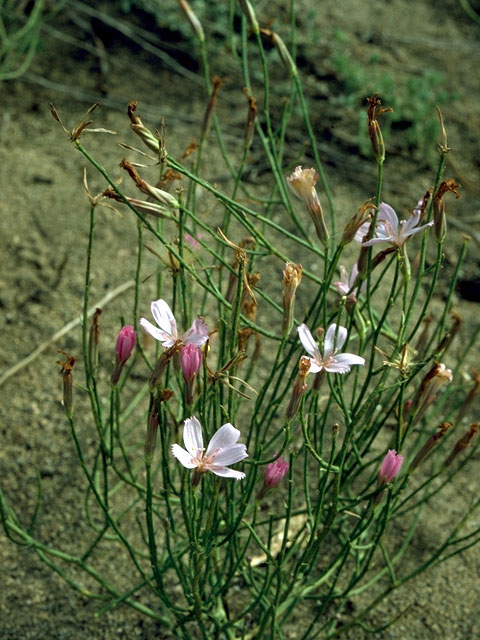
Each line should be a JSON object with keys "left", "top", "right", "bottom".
{"left": 298, "top": 323, "right": 365, "bottom": 374}
{"left": 140, "top": 299, "right": 208, "bottom": 348}
{"left": 172, "top": 417, "right": 248, "bottom": 480}
{"left": 355, "top": 202, "right": 433, "bottom": 248}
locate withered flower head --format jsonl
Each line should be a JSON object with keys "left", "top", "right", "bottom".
{"left": 366, "top": 94, "right": 393, "bottom": 164}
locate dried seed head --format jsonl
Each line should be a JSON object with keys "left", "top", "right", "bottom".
{"left": 178, "top": 0, "right": 205, "bottom": 42}
{"left": 409, "top": 422, "right": 452, "bottom": 472}
{"left": 57, "top": 350, "right": 76, "bottom": 418}
{"left": 286, "top": 356, "right": 311, "bottom": 420}
{"left": 342, "top": 200, "right": 375, "bottom": 245}
{"left": 243, "top": 88, "right": 257, "bottom": 149}
{"left": 366, "top": 94, "right": 393, "bottom": 164}
{"left": 282, "top": 262, "right": 302, "bottom": 337}
{"left": 433, "top": 179, "right": 461, "bottom": 241}
{"left": 442, "top": 423, "right": 479, "bottom": 469}
{"left": 238, "top": 0, "right": 259, "bottom": 33}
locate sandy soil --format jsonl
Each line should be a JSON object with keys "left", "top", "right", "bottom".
{"left": 1, "top": 1, "right": 480, "bottom": 638}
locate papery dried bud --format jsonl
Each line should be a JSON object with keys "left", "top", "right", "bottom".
{"left": 202, "top": 75, "right": 223, "bottom": 139}
{"left": 57, "top": 351, "right": 76, "bottom": 418}
{"left": 412, "top": 362, "right": 453, "bottom": 424}
{"left": 120, "top": 159, "right": 178, "bottom": 208}
{"left": 257, "top": 455, "right": 290, "bottom": 500}
{"left": 442, "top": 423, "right": 479, "bottom": 469}
{"left": 178, "top": 0, "right": 205, "bottom": 42}
{"left": 112, "top": 325, "right": 137, "bottom": 385}
{"left": 242, "top": 272, "right": 260, "bottom": 321}
{"left": 149, "top": 343, "right": 182, "bottom": 389}
{"left": 415, "top": 315, "right": 432, "bottom": 357}
{"left": 433, "top": 179, "right": 461, "bottom": 241}
{"left": 367, "top": 94, "right": 393, "bottom": 164}
{"left": 243, "top": 88, "right": 257, "bottom": 149}
{"left": 436, "top": 106, "right": 450, "bottom": 155}
{"left": 238, "top": 0, "right": 259, "bottom": 33}
{"left": 282, "top": 262, "right": 302, "bottom": 337}
{"left": 127, "top": 101, "right": 160, "bottom": 153}
{"left": 342, "top": 200, "right": 375, "bottom": 245}
{"left": 286, "top": 356, "right": 311, "bottom": 420}
{"left": 88, "top": 308, "right": 102, "bottom": 375}
{"left": 144, "top": 399, "right": 159, "bottom": 464}
{"left": 238, "top": 327, "right": 255, "bottom": 355}
{"left": 286, "top": 166, "right": 329, "bottom": 246}
{"left": 456, "top": 369, "right": 480, "bottom": 424}
{"left": 409, "top": 422, "right": 452, "bottom": 472}
{"left": 438, "top": 311, "right": 462, "bottom": 356}
{"left": 103, "top": 188, "right": 168, "bottom": 218}
{"left": 261, "top": 28, "right": 297, "bottom": 75}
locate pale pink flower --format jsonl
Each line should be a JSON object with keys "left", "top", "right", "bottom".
{"left": 298, "top": 323, "right": 365, "bottom": 374}
{"left": 333, "top": 263, "right": 366, "bottom": 301}
{"left": 172, "top": 417, "right": 248, "bottom": 480}
{"left": 355, "top": 202, "right": 433, "bottom": 248}
{"left": 184, "top": 232, "right": 202, "bottom": 250}
{"left": 140, "top": 299, "right": 208, "bottom": 348}
{"left": 378, "top": 449, "right": 404, "bottom": 485}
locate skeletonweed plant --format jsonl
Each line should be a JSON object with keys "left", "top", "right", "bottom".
{"left": 1, "top": 2, "right": 479, "bottom": 639}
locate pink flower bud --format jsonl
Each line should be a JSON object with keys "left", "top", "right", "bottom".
{"left": 264, "top": 456, "right": 289, "bottom": 489}
{"left": 181, "top": 344, "right": 202, "bottom": 406}
{"left": 257, "top": 455, "right": 289, "bottom": 500}
{"left": 112, "top": 325, "right": 136, "bottom": 385}
{"left": 181, "top": 344, "right": 202, "bottom": 381}
{"left": 116, "top": 325, "right": 136, "bottom": 364}
{"left": 378, "top": 449, "right": 404, "bottom": 485}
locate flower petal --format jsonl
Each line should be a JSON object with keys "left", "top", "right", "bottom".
{"left": 324, "top": 324, "right": 347, "bottom": 355}
{"left": 307, "top": 358, "right": 323, "bottom": 374}
{"left": 151, "top": 299, "right": 177, "bottom": 342}
{"left": 183, "top": 416, "right": 204, "bottom": 454}
{"left": 328, "top": 353, "right": 365, "bottom": 373}
{"left": 171, "top": 444, "right": 197, "bottom": 468}
{"left": 362, "top": 236, "right": 394, "bottom": 247}
{"left": 139, "top": 317, "right": 176, "bottom": 346}
{"left": 403, "top": 220, "right": 433, "bottom": 238}
{"left": 212, "top": 443, "right": 248, "bottom": 466}
{"left": 378, "top": 203, "right": 398, "bottom": 229}
{"left": 183, "top": 317, "right": 209, "bottom": 346}
{"left": 210, "top": 466, "right": 246, "bottom": 480}
{"left": 298, "top": 324, "right": 319, "bottom": 358}
{"left": 206, "top": 423, "right": 240, "bottom": 455}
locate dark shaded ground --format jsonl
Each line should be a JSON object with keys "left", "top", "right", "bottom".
{"left": 1, "top": 1, "right": 480, "bottom": 638}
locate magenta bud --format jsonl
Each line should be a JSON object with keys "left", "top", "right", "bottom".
{"left": 378, "top": 449, "right": 404, "bottom": 485}
{"left": 116, "top": 325, "right": 136, "bottom": 363}
{"left": 257, "top": 455, "right": 289, "bottom": 500}
{"left": 112, "top": 325, "right": 136, "bottom": 385}
{"left": 181, "top": 344, "right": 202, "bottom": 381}
{"left": 264, "top": 456, "right": 289, "bottom": 489}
